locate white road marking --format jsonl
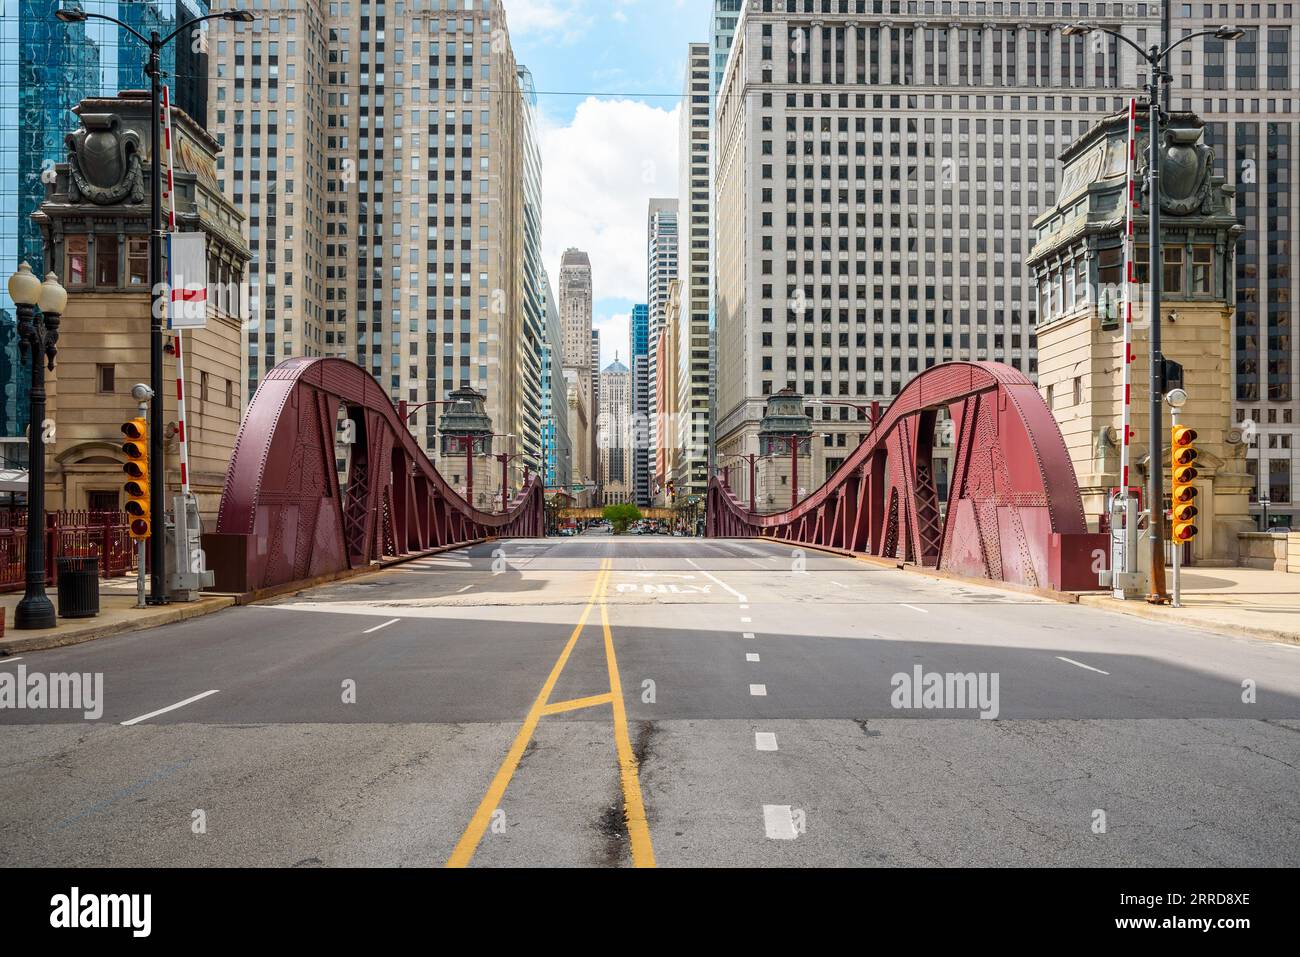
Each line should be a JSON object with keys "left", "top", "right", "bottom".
{"left": 743, "top": 632, "right": 756, "bottom": 640}
{"left": 754, "top": 732, "right": 779, "bottom": 752}
{"left": 763, "top": 805, "right": 798, "bottom": 840}
{"left": 830, "top": 581, "right": 849, "bottom": 589}
{"left": 684, "top": 558, "right": 749, "bottom": 604}
{"left": 741, "top": 617, "right": 753, "bottom": 623}
{"left": 457, "top": 585, "right": 474, "bottom": 593}
{"left": 740, "top": 604, "right": 750, "bottom": 610}
{"left": 747, "top": 653, "right": 761, "bottom": 663}
{"left": 0, "top": 657, "right": 23, "bottom": 665}
{"left": 1056, "top": 656, "right": 1111, "bottom": 676}
{"left": 749, "top": 684, "right": 768, "bottom": 697}
{"left": 900, "top": 604, "right": 930, "bottom": 614}
{"left": 364, "top": 618, "right": 401, "bottom": 634}
{"left": 121, "top": 690, "right": 220, "bottom": 727}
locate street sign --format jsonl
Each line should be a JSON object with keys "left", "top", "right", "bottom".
{"left": 572, "top": 485, "right": 586, "bottom": 495}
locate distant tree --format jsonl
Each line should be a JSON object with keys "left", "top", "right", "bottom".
{"left": 602, "top": 503, "right": 643, "bottom": 535}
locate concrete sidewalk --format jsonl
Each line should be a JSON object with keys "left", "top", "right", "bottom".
{"left": 1078, "top": 566, "right": 1300, "bottom": 645}
{"left": 0, "top": 578, "right": 234, "bottom": 655}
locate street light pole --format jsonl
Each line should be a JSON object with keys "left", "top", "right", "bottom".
{"left": 147, "top": 31, "right": 165, "bottom": 604}
{"left": 55, "top": 5, "right": 257, "bottom": 605}
{"left": 1145, "top": 51, "right": 1168, "bottom": 603}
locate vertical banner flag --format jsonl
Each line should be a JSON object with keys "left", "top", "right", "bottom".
{"left": 168, "top": 232, "right": 208, "bottom": 329}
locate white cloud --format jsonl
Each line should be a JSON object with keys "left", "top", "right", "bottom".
{"left": 539, "top": 96, "right": 679, "bottom": 310}
{"left": 504, "top": 0, "right": 592, "bottom": 41}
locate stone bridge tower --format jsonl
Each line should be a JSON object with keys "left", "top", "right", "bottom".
{"left": 1028, "top": 108, "right": 1252, "bottom": 565}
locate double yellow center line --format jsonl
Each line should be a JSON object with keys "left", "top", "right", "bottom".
{"left": 446, "top": 559, "right": 656, "bottom": 868}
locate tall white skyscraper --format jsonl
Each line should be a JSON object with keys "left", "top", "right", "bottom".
{"left": 714, "top": 4, "right": 1156, "bottom": 491}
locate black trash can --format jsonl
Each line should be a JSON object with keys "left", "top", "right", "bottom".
{"left": 56, "top": 556, "right": 101, "bottom": 620}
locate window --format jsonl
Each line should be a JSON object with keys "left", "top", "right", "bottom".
{"left": 66, "top": 237, "right": 88, "bottom": 285}
{"left": 96, "top": 238, "right": 119, "bottom": 286}
{"left": 1192, "top": 246, "right": 1213, "bottom": 294}
{"left": 87, "top": 490, "right": 119, "bottom": 513}
{"left": 127, "top": 239, "right": 148, "bottom": 285}
{"left": 96, "top": 364, "right": 115, "bottom": 394}
{"left": 1163, "top": 245, "right": 1184, "bottom": 294}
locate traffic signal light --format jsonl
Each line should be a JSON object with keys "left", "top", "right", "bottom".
{"left": 1171, "top": 425, "right": 1199, "bottom": 543}
{"left": 122, "top": 417, "right": 150, "bottom": 540}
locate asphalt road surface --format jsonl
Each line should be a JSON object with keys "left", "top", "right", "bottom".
{"left": 2, "top": 535, "right": 1298, "bottom": 867}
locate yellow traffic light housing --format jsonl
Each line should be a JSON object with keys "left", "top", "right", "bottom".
{"left": 1171, "top": 425, "right": 1199, "bottom": 543}
{"left": 122, "top": 417, "right": 150, "bottom": 540}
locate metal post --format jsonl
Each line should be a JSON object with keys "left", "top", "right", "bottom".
{"left": 500, "top": 455, "right": 508, "bottom": 514}
{"left": 148, "top": 34, "right": 167, "bottom": 606}
{"left": 1146, "top": 55, "right": 1169, "bottom": 603}
{"left": 1170, "top": 403, "right": 1182, "bottom": 608}
{"left": 749, "top": 454, "right": 757, "bottom": 514}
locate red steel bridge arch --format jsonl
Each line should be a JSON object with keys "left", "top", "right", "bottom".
{"left": 206, "top": 357, "right": 543, "bottom": 593}
{"left": 708, "top": 362, "right": 1105, "bottom": 591}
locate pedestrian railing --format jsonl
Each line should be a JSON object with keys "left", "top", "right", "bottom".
{"left": 0, "top": 510, "right": 138, "bottom": 592}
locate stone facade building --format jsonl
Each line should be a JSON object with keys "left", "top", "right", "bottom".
{"left": 32, "top": 91, "right": 248, "bottom": 520}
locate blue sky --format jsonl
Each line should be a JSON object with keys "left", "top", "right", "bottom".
{"left": 506, "top": 0, "right": 710, "bottom": 368}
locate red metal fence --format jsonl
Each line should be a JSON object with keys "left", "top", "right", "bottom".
{"left": 0, "top": 510, "right": 138, "bottom": 592}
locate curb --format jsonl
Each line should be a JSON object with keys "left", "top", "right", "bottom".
{"left": 1077, "top": 594, "right": 1300, "bottom": 646}
{"left": 0, "top": 597, "right": 237, "bottom": 656}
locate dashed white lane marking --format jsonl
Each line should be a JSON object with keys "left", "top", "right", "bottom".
{"left": 749, "top": 684, "right": 768, "bottom": 697}
{"left": 900, "top": 604, "right": 930, "bottom": 615}
{"left": 1056, "top": 656, "right": 1111, "bottom": 676}
{"left": 121, "top": 690, "right": 220, "bottom": 727}
{"left": 364, "top": 618, "right": 401, "bottom": 634}
{"left": 830, "top": 581, "right": 849, "bottom": 589}
{"left": 741, "top": 617, "right": 753, "bottom": 624}
{"left": 457, "top": 585, "right": 474, "bottom": 593}
{"left": 743, "top": 632, "right": 756, "bottom": 640}
{"left": 755, "top": 732, "right": 779, "bottom": 752}
{"left": 747, "top": 653, "right": 761, "bottom": 663}
{"left": 740, "top": 604, "right": 750, "bottom": 610}
{"left": 684, "top": 558, "right": 749, "bottom": 604}
{"left": 0, "top": 657, "right": 23, "bottom": 665}
{"left": 763, "top": 805, "right": 798, "bottom": 840}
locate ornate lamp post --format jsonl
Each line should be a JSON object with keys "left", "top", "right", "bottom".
{"left": 9, "top": 265, "right": 67, "bottom": 630}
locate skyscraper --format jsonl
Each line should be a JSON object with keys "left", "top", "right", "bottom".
{"left": 678, "top": 43, "right": 712, "bottom": 497}
{"left": 599, "top": 355, "right": 631, "bottom": 505}
{"left": 1, "top": 0, "right": 211, "bottom": 439}
{"left": 518, "top": 65, "right": 546, "bottom": 475}
{"left": 559, "top": 248, "right": 594, "bottom": 495}
{"left": 541, "top": 273, "right": 571, "bottom": 494}
{"left": 210, "top": 0, "right": 535, "bottom": 490}
{"left": 1173, "top": 7, "right": 1299, "bottom": 529}
{"left": 646, "top": 198, "right": 678, "bottom": 501}
{"left": 630, "top": 303, "right": 650, "bottom": 505}
{"left": 714, "top": 5, "right": 1156, "bottom": 492}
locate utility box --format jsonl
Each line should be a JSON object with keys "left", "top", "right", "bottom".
{"left": 168, "top": 495, "right": 214, "bottom": 601}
